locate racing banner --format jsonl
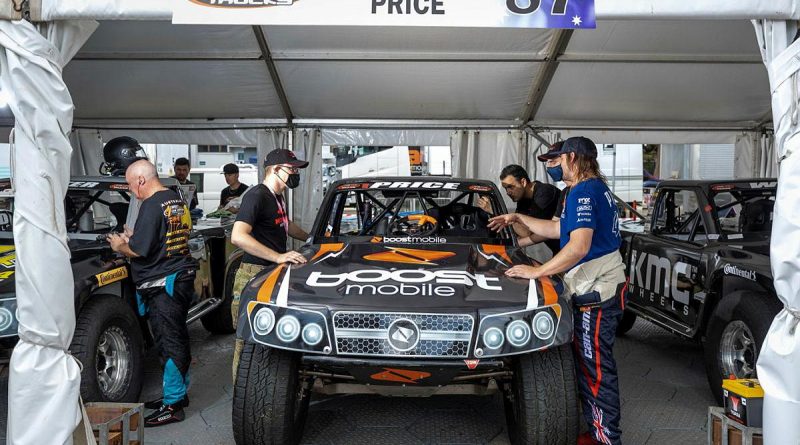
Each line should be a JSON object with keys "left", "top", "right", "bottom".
{"left": 173, "top": 0, "right": 595, "bottom": 28}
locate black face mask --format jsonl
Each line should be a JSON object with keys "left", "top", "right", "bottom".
{"left": 278, "top": 168, "right": 301, "bottom": 189}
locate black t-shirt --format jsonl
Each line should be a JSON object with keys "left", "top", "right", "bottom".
{"left": 220, "top": 183, "right": 249, "bottom": 207}
{"left": 235, "top": 184, "right": 288, "bottom": 266}
{"left": 128, "top": 189, "right": 197, "bottom": 285}
{"left": 516, "top": 181, "right": 560, "bottom": 254}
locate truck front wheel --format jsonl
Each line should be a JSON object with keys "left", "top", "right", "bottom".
{"left": 232, "top": 343, "right": 311, "bottom": 445}
{"left": 504, "top": 344, "right": 579, "bottom": 445}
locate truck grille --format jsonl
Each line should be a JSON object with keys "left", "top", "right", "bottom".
{"left": 332, "top": 312, "right": 474, "bottom": 358}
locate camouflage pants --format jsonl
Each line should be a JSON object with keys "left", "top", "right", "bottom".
{"left": 231, "top": 262, "right": 267, "bottom": 383}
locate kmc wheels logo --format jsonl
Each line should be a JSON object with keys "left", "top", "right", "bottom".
{"left": 190, "top": 0, "right": 295, "bottom": 8}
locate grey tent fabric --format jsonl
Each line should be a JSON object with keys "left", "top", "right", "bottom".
{"left": 290, "top": 129, "right": 321, "bottom": 249}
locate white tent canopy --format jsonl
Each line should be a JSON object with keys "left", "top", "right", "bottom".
{"left": 3, "top": 2, "right": 800, "bottom": 445}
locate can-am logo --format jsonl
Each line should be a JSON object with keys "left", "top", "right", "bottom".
{"left": 723, "top": 264, "right": 757, "bottom": 281}
{"left": 190, "top": 0, "right": 294, "bottom": 8}
{"left": 307, "top": 269, "right": 501, "bottom": 297}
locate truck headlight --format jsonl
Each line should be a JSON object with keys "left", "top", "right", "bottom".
{"left": 276, "top": 315, "right": 301, "bottom": 343}
{"left": 0, "top": 307, "right": 12, "bottom": 332}
{"left": 532, "top": 312, "right": 554, "bottom": 340}
{"left": 302, "top": 323, "right": 324, "bottom": 346}
{"left": 483, "top": 327, "right": 505, "bottom": 350}
{"left": 506, "top": 320, "right": 531, "bottom": 347}
{"left": 253, "top": 308, "right": 275, "bottom": 336}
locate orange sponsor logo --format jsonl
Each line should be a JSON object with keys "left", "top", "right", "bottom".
{"left": 363, "top": 247, "right": 456, "bottom": 266}
{"left": 370, "top": 368, "right": 431, "bottom": 384}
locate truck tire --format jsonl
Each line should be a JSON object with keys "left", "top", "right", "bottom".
{"left": 704, "top": 291, "right": 780, "bottom": 404}
{"left": 201, "top": 255, "right": 242, "bottom": 335}
{"left": 232, "top": 343, "right": 310, "bottom": 445}
{"left": 504, "top": 344, "right": 579, "bottom": 445}
{"left": 70, "top": 295, "right": 144, "bottom": 402}
{"left": 615, "top": 310, "right": 637, "bottom": 336}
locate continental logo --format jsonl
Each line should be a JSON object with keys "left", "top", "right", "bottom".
{"left": 189, "top": 0, "right": 295, "bottom": 8}
{"left": 95, "top": 267, "right": 128, "bottom": 287}
{"left": 363, "top": 247, "right": 456, "bottom": 266}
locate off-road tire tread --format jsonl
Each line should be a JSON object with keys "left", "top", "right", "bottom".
{"left": 201, "top": 257, "right": 241, "bottom": 334}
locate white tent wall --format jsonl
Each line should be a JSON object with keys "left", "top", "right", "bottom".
{"left": 754, "top": 19, "right": 800, "bottom": 445}
{"left": 734, "top": 131, "right": 779, "bottom": 178}
{"left": 0, "top": 18, "right": 97, "bottom": 445}
{"left": 69, "top": 129, "right": 103, "bottom": 176}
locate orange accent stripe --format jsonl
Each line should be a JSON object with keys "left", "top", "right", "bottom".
{"left": 590, "top": 309, "right": 604, "bottom": 397}
{"left": 256, "top": 265, "right": 285, "bottom": 303}
{"left": 246, "top": 301, "right": 259, "bottom": 317}
{"left": 540, "top": 277, "right": 558, "bottom": 306}
{"left": 363, "top": 248, "right": 456, "bottom": 265}
{"left": 311, "top": 243, "right": 345, "bottom": 261}
{"left": 552, "top": 304, "right": 562, "bottom": 320}
{"left": 481, "top": 244, "right": 512, "bottom": 264}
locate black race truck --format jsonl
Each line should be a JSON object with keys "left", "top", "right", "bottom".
{"left": 233, "top": 178, "right": 579, "bottom": 445}
{"left": 0, "top": 176, "right": 241, "bottom": 402}
{"left": 618, "top": 179, "right": 781, "bottom": 402}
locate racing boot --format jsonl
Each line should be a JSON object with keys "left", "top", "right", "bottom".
{"left": 144, "top": 402, "right": 186, "bottom": 428}
{"left": 144, "top": 394, "right": 189, "bottom": 410}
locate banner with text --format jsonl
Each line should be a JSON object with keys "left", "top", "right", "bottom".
{"left": 173, "top": 0, "right": 595, "bottom": 28}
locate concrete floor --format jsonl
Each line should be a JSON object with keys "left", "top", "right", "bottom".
{"left": 1, "top": 318, "right": 716, "bottom": 445}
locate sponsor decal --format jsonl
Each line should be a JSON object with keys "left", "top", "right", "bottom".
{"left": 95, "top": 266, "right": 129, "bottom": 287}
{"left": 337, "top": 183, "right": 369, "bottom": 191}
{"left": 68, "top": 181, "right": 101, "bottom": 189}
{"left": 749, "top": 181, "right": 777, "bottom": 189}
{"left": 723, "top": 264, "right": 757, "bottom": 281}
{"left": 370, "top": 236, "right": 383, "bottom": 243}
{"left": 0, "top": 253, "right": 15, "bottom": 268}
{"left": 306, "top": 268, "right": 502, "bottom": 297}
{"left": 387, "top": 318, "right": 420, "bottom": 351}
{"left": 578, "top": 197, "right": 591, "bottom": 205}
{"left": 109, "top": 183, "right": 129, "bottom": 191}
{"left": 711, "top": 184, "right": 735, "bottom": 191}
{"left": 370, "top": 368, "right": 431, "bottom": 384}
{"left": 190, "top": 0, "right": 294, "bottom": 8}
{"left": 577, "top": 205, "right": 592, "bottom": 212}
{"left": 468, "top": 185, "right": 493, "bottom": 192}
{"left": 628, "top": 249, "right": 693, "bottom": 317}
{"left": 369, "top": 181, "right": 459, "bottom": 190}
{"left": 581, "top": 311, "right": 592, "bottom": 359}
{"left": 382, "top": 236, "right": 447, "bottom": 244}
{"left": 0, "top": 271, "right": 13, "bottom": 280}
{"left": 363, "top": 247, "right": 455, "bottom": 265}
{"left": 464, "top": 359, "right": 480, "bottom": 370}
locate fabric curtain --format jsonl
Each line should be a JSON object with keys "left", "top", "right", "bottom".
{"left": 734, "top": 131, "right": 779, "bottom": 178}
{"left": 290, "top": 129, "right": 321, "bottom": 249}
{"left": 0, "top": 18, "right": 97, "bottom": 445}
{"left": 257, "top": 128, "right": 289, "bottom": 182}
{"left": 753, "top": 19, "right": 800, "bottom": 444}
{"left": 69, "top": 128, "right": 104, "bottom": 176}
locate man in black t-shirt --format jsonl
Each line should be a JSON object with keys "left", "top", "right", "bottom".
{"left": 229, "top": 149, "right": 310, "bottom": 379}
{"left": 172, "top": 157, "right": 198, "bottom": 210}
{"left": 107, "top": 160, "right": 197, "bottom": 427}
{"left": 480, "top": 164, "right": 561, "bottom": 254}
{"left": 218, "top": 163, "right": 249, "bottom": 211}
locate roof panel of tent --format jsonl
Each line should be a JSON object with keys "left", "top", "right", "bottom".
{"left": 77, "top": 21, "right": 260, "bottom": 58}
{"left": 64, "top": 60, "right": 284, "bottom": 119}
{"left": 277, "top": 60, "right": 538, "bottom": 120}
{"left": 565, "top": 20, "right": 761, "bottom": 58}
{"left": 537, "top": 62, "right": 770, "bottom": 127}
{"left": 262, "top": 25, "right": 553, "bottom": 59}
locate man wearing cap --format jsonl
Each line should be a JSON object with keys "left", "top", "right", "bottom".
{"left": 488, "top": 136, "right": 626, "bottom": 445}
{"left": 218, "top": 163, "right": 249, "bottom": 212}
{"left": 229, "top": 149, "right": 310, "bottom": 380}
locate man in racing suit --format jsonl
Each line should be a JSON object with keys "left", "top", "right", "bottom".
{"left": 489, "top": 136, "right": 626, "bottom": 445}
{"left": 108, "top": 160, "right": 197, "bottom": 427}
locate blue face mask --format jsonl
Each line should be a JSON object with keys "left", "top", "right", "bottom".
{"left": 546, "top": 165, "right": 563, "bottom": 182}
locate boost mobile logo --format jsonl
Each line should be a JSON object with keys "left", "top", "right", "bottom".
{"left": 190, "top": 0, "right": 294, "bottom": 7}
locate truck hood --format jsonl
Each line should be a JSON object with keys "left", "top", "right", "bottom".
{"left": 250, "top": 242, "right": 563, "bottom": 312}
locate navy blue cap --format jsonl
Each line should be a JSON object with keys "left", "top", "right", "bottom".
{"left": 537, "top": 136, "right": 597, "bottom": 160}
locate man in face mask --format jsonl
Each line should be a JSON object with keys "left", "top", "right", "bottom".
{"left": 229, "top": 149, "right": 310, "bottom": 379}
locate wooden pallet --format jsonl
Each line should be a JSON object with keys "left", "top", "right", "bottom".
{"left": 85, "top": 402, "right": 144, "bottom": 445}
{"left": 708, "top": 406, "right": 763, "bottom": 445}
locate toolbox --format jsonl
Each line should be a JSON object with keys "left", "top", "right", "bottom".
{"left": 722, "top": 379, "right": 764, "bottom": 428}
{"left": 709, "top": 407, "right": 763, "bottom": 445}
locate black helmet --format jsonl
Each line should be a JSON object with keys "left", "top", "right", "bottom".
{"left": 100, "top": 136, "right": 148, "bottom": 176}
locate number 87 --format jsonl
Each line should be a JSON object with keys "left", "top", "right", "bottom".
{"left": 506, "top": 0, "right": 568, "bottom": 15}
